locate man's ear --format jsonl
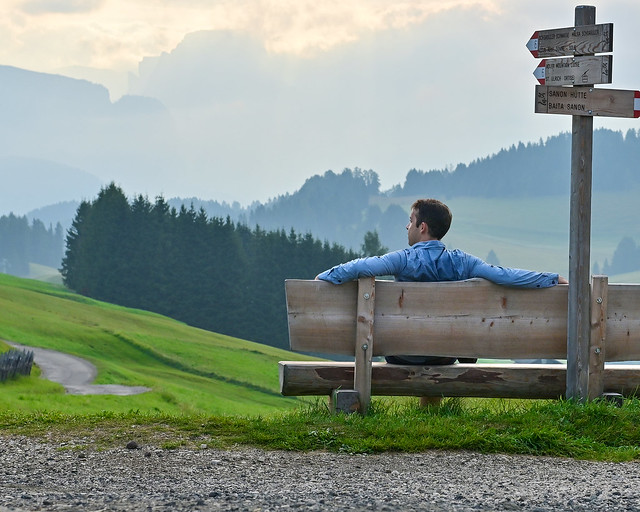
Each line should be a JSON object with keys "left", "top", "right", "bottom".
{"left": 420, "top": 221, "right": 429, "bottom": 235}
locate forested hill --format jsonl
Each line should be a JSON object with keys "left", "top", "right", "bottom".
{"left": 394, "top": 128, "right": 640, "bottom": 198}
{"left": 173, "top": 128, "right": 640, "bottom": 252}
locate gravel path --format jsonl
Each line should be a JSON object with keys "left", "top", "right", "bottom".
{"left": 1, "top": 436, "right": 640, "bottom": 511}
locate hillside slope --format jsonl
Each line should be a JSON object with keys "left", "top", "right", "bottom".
{"left": 0, "top": 274, "right": 312, "bottom": 415}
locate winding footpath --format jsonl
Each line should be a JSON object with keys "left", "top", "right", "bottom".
{"left": 6, "top": 342, "right": 150, "bottom": 396}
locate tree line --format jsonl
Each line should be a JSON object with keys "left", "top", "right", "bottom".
{"left": 390, "top": 129, "right": 640, "bottom": 198}
{"left": 61, "top": 183, "right": 361, "bottom": 349}
{"left": 173, "top": 168, "right": 410, "bottom": 252}
{"left": 0, "top": 214, "right": 64, "bottom": 276}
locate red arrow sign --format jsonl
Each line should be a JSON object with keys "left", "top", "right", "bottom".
{"left": 527, "top": 32, "right": 540, "bottom": 58}
{"left": 533, "top": 59, "right": 546, "bottom": 83}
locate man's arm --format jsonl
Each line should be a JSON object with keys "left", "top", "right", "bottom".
{"left": 467, "top": 255, "right": 564, "bottom": 288}
{"left": 316, "top": 251, "right": 407, "bottom": 284}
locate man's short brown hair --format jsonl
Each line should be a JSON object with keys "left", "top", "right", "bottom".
{"left": 411, "top": 199, "right": 452, "bottom": 240}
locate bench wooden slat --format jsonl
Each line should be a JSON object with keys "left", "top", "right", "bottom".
{"left": 280, "top": 361, "right": 640, "bottom": 399}
{"left": 286, "top": 279, "right": 358, "bottom": 356}
{"left": 286, "top": 279, "right": 640, "bottom": 362}
{"left": 286, "top": 278, "right": 569, "bottom": 359}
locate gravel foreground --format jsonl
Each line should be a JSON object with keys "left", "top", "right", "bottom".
{"left": 2, "top": 437, "right": 640, "bottom": 511}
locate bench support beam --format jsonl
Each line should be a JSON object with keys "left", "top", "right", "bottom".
{"left": 589, "top": 275, "right": 608, "bottom": 400}
{"left": 353, "top": 277, "right": 375, "bottom": 414}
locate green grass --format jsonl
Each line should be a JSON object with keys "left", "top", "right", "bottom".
{"left": 0, "top": 273, "right": 316, "bottom": 415}
{"left": 0, "top": 397, "right": 639, "bottom": 461}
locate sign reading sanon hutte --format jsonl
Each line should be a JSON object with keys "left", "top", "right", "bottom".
{"left": 535, "top": 85, "right": 640, "bottom": 118}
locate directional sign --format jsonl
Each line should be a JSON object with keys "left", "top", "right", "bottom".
{"left": 534, "top": 55, "right": 612, "bottom": 86}
{"left": 535, "top": 85, "right": 640, "bottom": 118}
{"left": 527, "top": 23, "right": 613, "bottom": 58}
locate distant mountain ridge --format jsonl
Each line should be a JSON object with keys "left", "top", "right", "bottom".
{"left": 0, "top": 156, "right": 101, "bottom": 216}
{"left": 0, "top": 65, "right": 177, "bottom": 211}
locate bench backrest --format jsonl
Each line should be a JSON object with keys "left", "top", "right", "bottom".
{"left": 285, "top": 278, "right": 640, "bottom": 361}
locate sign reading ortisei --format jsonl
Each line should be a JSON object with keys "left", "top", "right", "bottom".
{"left": 533, "top": 55, "right": 612, "bottom": 86}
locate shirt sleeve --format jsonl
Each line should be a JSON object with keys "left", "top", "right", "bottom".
{"left": 316, "top": 250, "right": 407, "bottom": 284}
{"left": 465, "top": 254, "right": 560, "bottom": 288}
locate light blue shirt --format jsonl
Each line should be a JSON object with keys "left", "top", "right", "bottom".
{"left": 317, "top": 240, "right": 560, "bottom": 288}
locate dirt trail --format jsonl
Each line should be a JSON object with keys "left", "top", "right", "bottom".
{"left": 6, "top": 342, "right": 150, "bottom": 396}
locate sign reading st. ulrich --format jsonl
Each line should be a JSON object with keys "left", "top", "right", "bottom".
{"left": 527, "top": 23, "right": 613, "bottom": 58}
{"left": 535, "top": 85, "right": 640, "bottom": 118}
{"left": 533, "top": 55, "right": 612, "bottom": 86}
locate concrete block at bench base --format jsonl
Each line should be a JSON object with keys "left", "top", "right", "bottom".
{"left": 331, "top": 390, "right": 360, "bottom": 414}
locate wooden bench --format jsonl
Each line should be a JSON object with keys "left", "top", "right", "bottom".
{"left": 279, "top": 276, "right": 640, "bottom": 413}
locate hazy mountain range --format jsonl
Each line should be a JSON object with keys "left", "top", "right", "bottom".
{"left": 1, "top": 55, "right": 639, "bottom": 277}
{"left": 0, "top": 65, "right": 176, "bottom": 215}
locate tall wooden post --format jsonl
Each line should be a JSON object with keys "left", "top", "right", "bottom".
{"left": 567, "top": 5, "right": 596, "bottom": 402}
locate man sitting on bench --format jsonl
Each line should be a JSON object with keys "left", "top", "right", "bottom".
{"left": 316, "top": 198, "right": 568, "bottom": 365}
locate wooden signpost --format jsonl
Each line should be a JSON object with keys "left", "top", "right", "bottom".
{"left": 528, "top": 6, "right": 639, "bottom": 402}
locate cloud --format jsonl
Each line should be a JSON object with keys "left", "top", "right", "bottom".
{"left": 227, "top": 0, "right": 502, "bottom": 55}
{"left": 3, "top": 0, "right": 501, "bottom": 75}
{"left": 20, "top": 0, "right": 104, "bottom": 15}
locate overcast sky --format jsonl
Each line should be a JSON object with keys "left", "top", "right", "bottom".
{"left": 2, "top": 0, "right": 640, "bottom": 204}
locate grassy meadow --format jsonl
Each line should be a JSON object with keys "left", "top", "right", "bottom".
{"left": 0, "top": 273, "right": 315, "bottom": 415}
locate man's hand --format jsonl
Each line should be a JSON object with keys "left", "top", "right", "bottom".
{"left": 558, "top": 276, "right": 568, "bottom": 284}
